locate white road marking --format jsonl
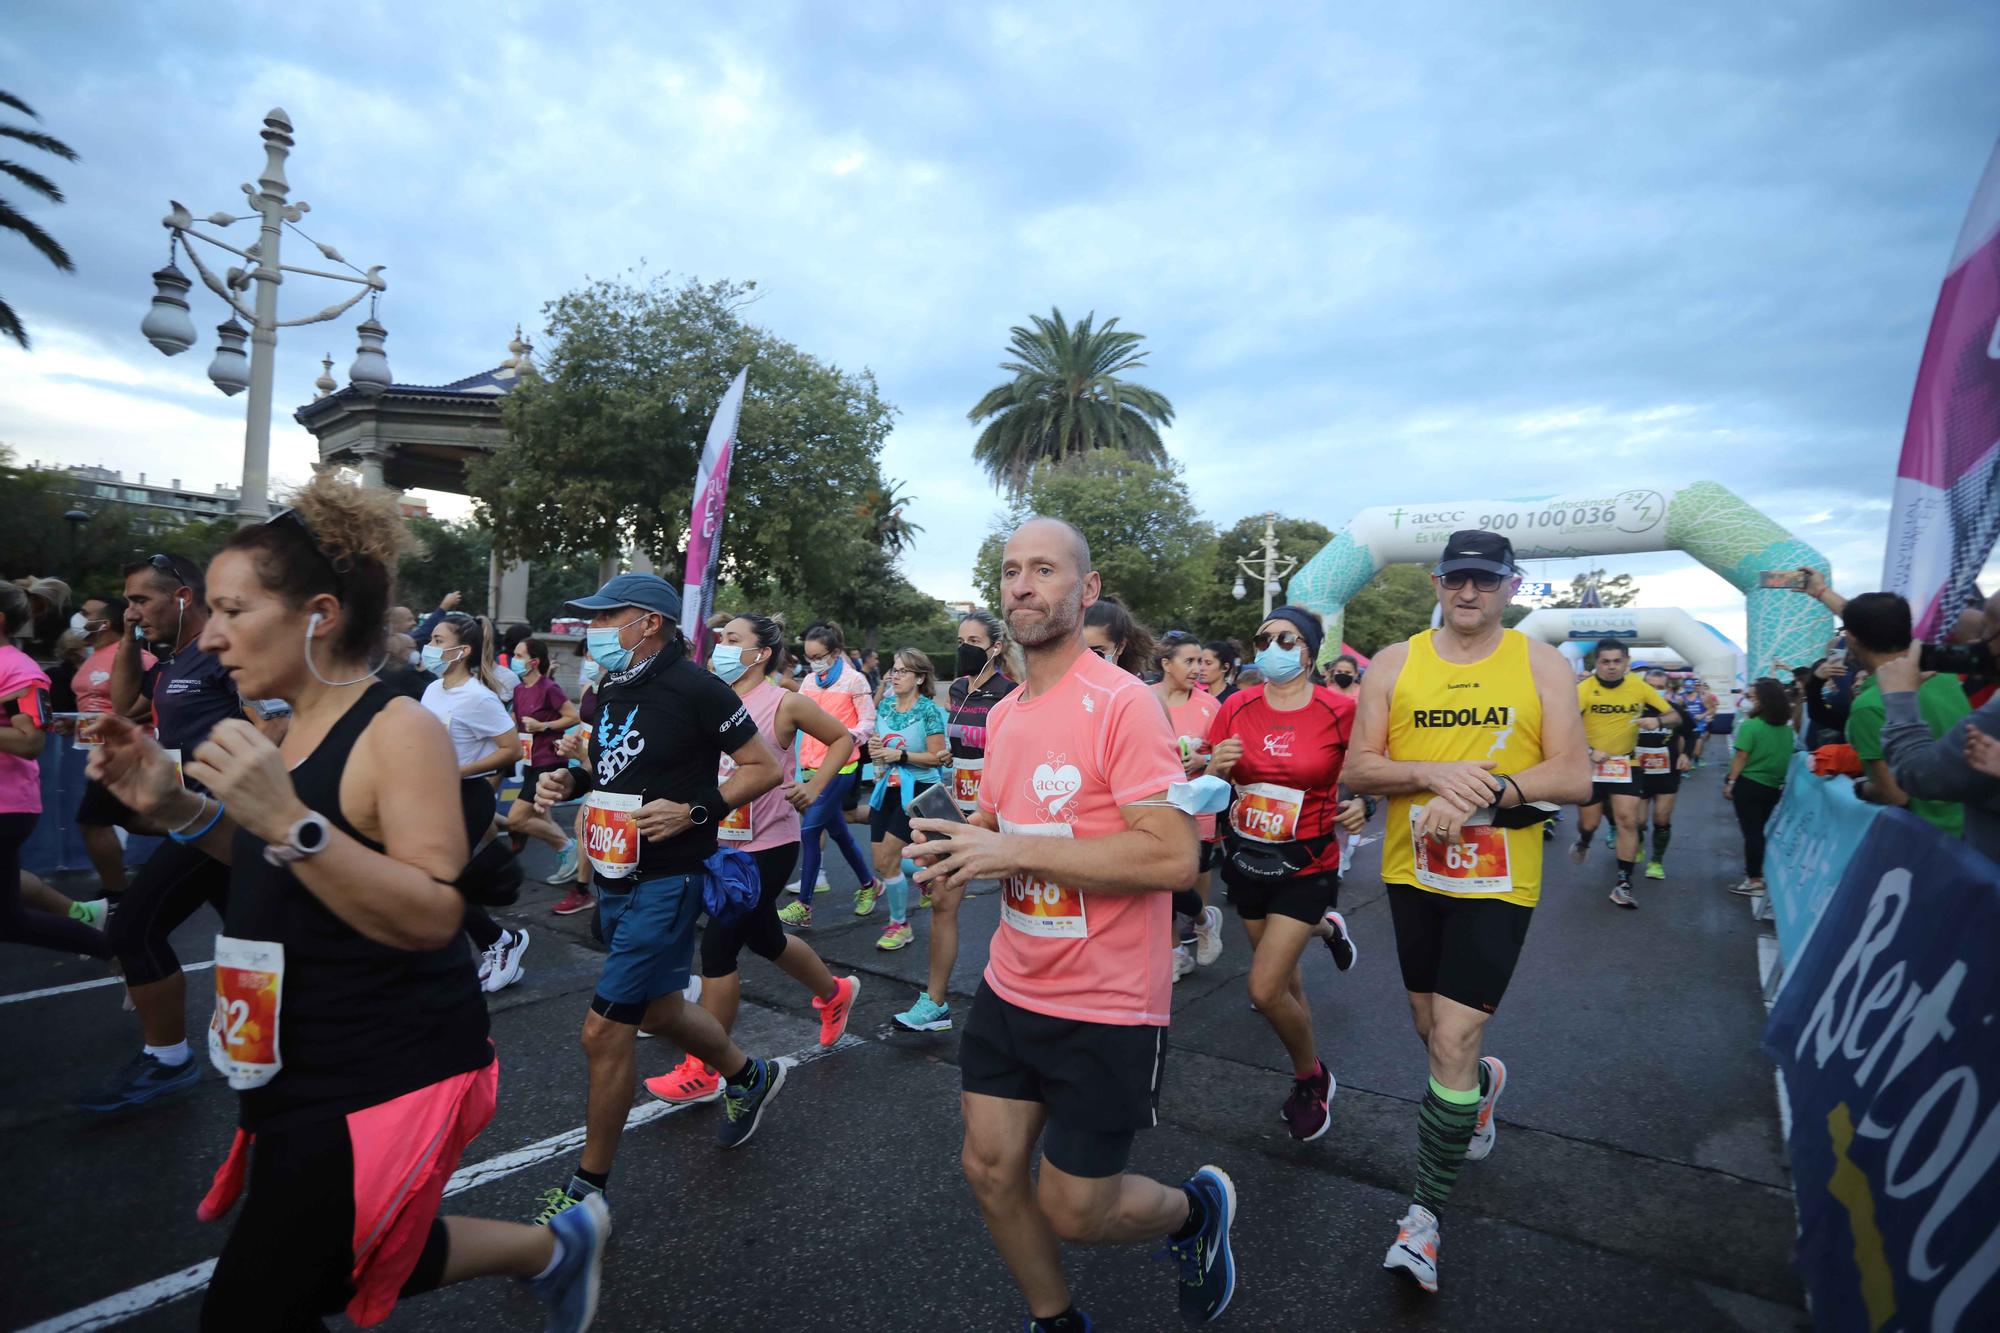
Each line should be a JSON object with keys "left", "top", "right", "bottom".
{"left": 18, "top": 1036, "right": 864, "bottom": 1333}
{"left": 0, "top": 962, "right": 212, "bottom": 1007}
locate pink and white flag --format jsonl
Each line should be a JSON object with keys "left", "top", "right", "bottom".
{"left": 1883, "top": 138, "right": 2000, "bottom": 638}
{"left": 682, "top": 368, "right": 748, "bottom": 663}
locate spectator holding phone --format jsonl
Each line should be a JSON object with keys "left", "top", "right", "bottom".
{"left": 1875, "top": 643, "right": 2000, "bottom": 864}
{"left": 1840, "top": 592, "right": 1969, "bottom": 837}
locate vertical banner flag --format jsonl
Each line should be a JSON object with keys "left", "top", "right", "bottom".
{"left": 1884, "top": 137, "right": 2000, "bottom": 639}
{"left": 682, "top": 368, "right": 749, "bottom": 664}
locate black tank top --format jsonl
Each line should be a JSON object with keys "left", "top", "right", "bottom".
{"left": 227, "top": 681, "right": 492, "bottom": 1130}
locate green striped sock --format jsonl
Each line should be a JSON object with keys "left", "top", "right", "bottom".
{"left": 1414, "top": 1076, "right": 1481, "bottom": 1213}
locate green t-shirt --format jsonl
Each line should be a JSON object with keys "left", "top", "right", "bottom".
{"left": 1732, "top": 716, "right": 1795, "bottom": 787}
{"left": 1845, "top": 674, "right": 1970, "bottom": 838}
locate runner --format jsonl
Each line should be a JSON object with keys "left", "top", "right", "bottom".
{"left": 550, "top": 649, "right": 603, "bottom": 916}
{"left": 1205, "top": 607, "right": 1365, "bottom": 1139}
{"left": 895, "top": 610, "right": 1018, "bottom": 1034}
{"left": 866, "top": 648, "right": 950, "bottom": 951}
{"left": 1152, "top": 630, "right": 1225, "bottom": 982}
{"left": 1081, "top": 593, "right": 1154, "bottom": 677}
{"left": 503, "top": 637, "right": 581, "bottom": 884}
{"left": 1326, "top": 653, "right": 1362, "bottom": 703}
{"left": 67, "top": 596, "right": 152, "bottom": 898}
{"left": 1677, "top": 675, "right": 1712, "bottom": 767}
{"left": 908, "top": 517, "right": 1237, "bottom": 1329}
{"left": 82, "top": 551, "right": 246, "bottom": 1112}
{"left": 1344, "top": 528, "right": 1591, "bottom": 1295}
{"left": 1634, "top": 668, "right": 1689, "bottom": 881}
{"left": 778, "top": 620, "right": 878, "bottom": 925}
{"left": 644, "top": 611, "right": 861, "bottom": 1105}
{"left": 85, "top": 477, "right": 607, "bottom": 1332}
{"left": 529, "top": 573, "right": 789, "bottom": 1221}
{"left": 1200, "top": 640, "right": 1242, "bottom": 704}
{"left": 1568, "top": 641, "right": 1678, "bottom": 909}
{"left": 422, "top": 613, "right": 531, "bottom": 994}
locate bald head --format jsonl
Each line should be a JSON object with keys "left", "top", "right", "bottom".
{"left": 1000, "top": 516, "right": 1100, "bottom": 650}
{"left": 1015, "top": 516, "right": 1092, "bottom": 576}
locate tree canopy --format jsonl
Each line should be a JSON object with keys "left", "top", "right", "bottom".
{"left": 1187, "top": 514, "right": 1335, "bottom": 643}
{"left": 1, "top": 90, "right": 78, "bottom": 350}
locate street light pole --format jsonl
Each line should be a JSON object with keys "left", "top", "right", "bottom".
{"left": 238, "top": 112, "right": 290, "bottom": 526}
{"left": 1234, "top": 512, "right": 1298, "bottom": 619}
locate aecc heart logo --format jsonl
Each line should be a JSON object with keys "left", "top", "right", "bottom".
{"left": 1031, "top": 762, "right": 1083, "bottom": 814}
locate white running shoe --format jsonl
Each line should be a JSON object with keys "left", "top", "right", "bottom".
{"left": 1466, "top": 1055, "right": 1507, "bottom": 1162}
{"left": 1172, "top": 944, "right": 1195, "bottom": 982}
{"left": 1382, "top": 1204, "right": 1440, "bottom": 1293}
{"left": 1192, "top": 905, "right": 1224, "bottom": 966}
{"left": 1321, "top": 908, "right": 1357, "bottom": 972}
{"left": 482, "top": 928, "right": 529, "bottom": 993}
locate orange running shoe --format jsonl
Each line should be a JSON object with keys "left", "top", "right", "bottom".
{"left": 645, "top": 1054, "right": 721, "bottom": 1105}
{"left": 814, "top": 975, "right": 860, "bottom": 1046}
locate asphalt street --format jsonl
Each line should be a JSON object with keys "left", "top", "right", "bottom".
{"left": 1, "top": 766, "right": 1807, "bottom": 1332}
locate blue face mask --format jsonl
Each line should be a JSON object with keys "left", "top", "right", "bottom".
{"left": 420, "top": 644, "right": 445, "bottom": 673}
{"left": 1164, "top": 775, "right": 1234, "bottom": 816}
{"left": 585, "top": 615, "right": 648, "bottom": 675}
{"left": 710, "top": 645, "right": 755, "bottom": 684}
{"left": 1254, "top": 641, "right": 1306, "bottom": 685}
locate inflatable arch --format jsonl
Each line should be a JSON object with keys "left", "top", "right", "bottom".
{"left": 1286, "top": 483, "right": 1834, "bottom": 682}
{"left": 1511, "top": 608, "right": 1746, "bottom": 702}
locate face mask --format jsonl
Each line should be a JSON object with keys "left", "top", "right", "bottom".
{"left": 1331, "top": 672, "right": 1356, "bottom": 688}
{"left": 70, "top": 611, "right": 88, "bottom": 633}
{"left": 1254, "top": 641, "right": 1306, "bottom": 685}
{"left": 955, "top": 642, "right": 991, "bottom": 678}
{"left": 422, "top": 644, "right": 466, "bottom": 673}
{"left": 710, "top": 644, "right": 756, "bottom": 684}
{"left": 1146, "top": 775, "right": 1234, "bottom": 816}
{"left": 586, "top": 616, "right": 648, "bottom": 674}
{"left": 578, "top": 658, "right": 601, "bottom": 687}
{"left": 811, "top": 656, "right": 842, "bottom": 686}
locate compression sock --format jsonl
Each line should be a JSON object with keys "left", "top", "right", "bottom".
{"left": 884, "top": 875, "right": 909, "bottom": 924}
{"left": 145, "top": 1041, "right": 191, "bottom": 1067}
{"left": 1170, "top": 1186, "right": 1208, "bottom": 1242}
{"left": 725, "top": 1057, "right": 760, "bottom": 1088}
{"left": 1414, "top": 1077, "right": 1481, "bottom": 1213}
{"left": 1616, "top": 858, "right": 1635, "bottom": 883}
{"left": 569, "top": 1168, "right": 608, "bottom": 1197}
{"left": 1651, "top": 823, "right": 1672, "bottom": 862}
{"left": 1031, "top": 1308, "right": 1090, "bottom": 1333}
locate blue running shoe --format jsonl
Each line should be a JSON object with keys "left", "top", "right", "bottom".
{"left": 76, "top": 1052, "right": 200, "bottom": 1112}
{"left": 1027, "top": 1314, "right": 1094, "bottom": 1331}
{"left": 716, "top": 1057, "right": 788, "bottom": 1149}
{"left": 1167, "top": 1165, "right": 1237, "bottom": 1323}
{"left": 526, "top": 1190, "right": 610, "bottom": 1332}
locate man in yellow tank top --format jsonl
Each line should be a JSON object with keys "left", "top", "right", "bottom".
{"left": 1346, "top": 530, "right": 1590, "bottom": 1296}
{"left": 1568, "top": 641, "right": 1678, "bottom": 909}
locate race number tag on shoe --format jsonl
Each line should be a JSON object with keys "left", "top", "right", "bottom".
{"left": 209, "top": 935, "right": 283, "bottom": 1090}
{"left": 952, "top": 757, "right": 983, "bottom": 812}
{"left": 997, "top": 819, "right": 1086, "bottom": 938}
{"left": 1230, "top": 782, "right": 1306, "bottom": 843}
{"left": 583, "top": 791, "right": 643, "bottom": 879}
{"left": 1408, "top": 806, "right": 1513, "bottom": 896}
{"left": 1638, "top": 748, "right": 1671, "bottom": 774}
{"left": 1592, "top": 755, "right": 1632, "bottom": 783}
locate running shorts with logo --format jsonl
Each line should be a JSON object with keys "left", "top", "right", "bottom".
{"left": 1205, "top": 683, "right": 1355, "bottom": 925}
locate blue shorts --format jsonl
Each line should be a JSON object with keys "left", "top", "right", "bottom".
{"left": 592, "top": 872, "right": 702, "bottom": 1022}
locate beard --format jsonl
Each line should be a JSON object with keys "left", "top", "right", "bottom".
{"left": 1009, "top": 586, "right": 1083, "bottom": 648}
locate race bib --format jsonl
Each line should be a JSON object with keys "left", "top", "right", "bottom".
{"left": 1408, "top": 806, "right": 1513, "bottom": 896}
{"left": 583, "top": 791, "right": 643, "bottom": 879}
{"left": 162, "top": 747, "right": 186, "bottom": 787}
{"left": 718, "top": 802, "right": 754, "bottom": 842}
{"left": 952, "top": 757, "right": 983, "bottom": 812}
{"left": 1230, "top": 782, "right": 1306, "bottom": 844}
{"left": 72, "top": 711, "right": 106, "bottom": 750}
{"left": 998, "top": 818, "right": 1085, "bottom": 938}
{"left": 1638, "top": 747, "right": 1670, "bottom": 774}
{"left": 1592, "top": 755, "right": 1632, "bottom": 783}
{"left": 209, "top": 935, "right": 283, "bottom": 1090}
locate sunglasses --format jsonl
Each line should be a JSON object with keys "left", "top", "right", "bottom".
{"left": 1252, "top": 631, "right": 1305, "bottom": 652}
{"left": 146, "top": 553, "right": 188, "bottom": 588}
{"left": 1438, "top": 571, "right": 1506, "bottom": 592}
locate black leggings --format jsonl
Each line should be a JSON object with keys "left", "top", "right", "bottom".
{"left": 1732, "top": 777, "right": 1783, "bottom": 878}
{"left": 202, "top": 1115, "right": 450, "bottom": 1331}
{"left": 0, "top": 812, "right": 113, "bottom": 958}
{"left": 701, "top": 844, "right": 798, "bottom": 978}
{"left": 108, "top": 834, "right": 228, "bottom": 983}
{"left": 457, "top": 779, "right": 505, "bottom": 951}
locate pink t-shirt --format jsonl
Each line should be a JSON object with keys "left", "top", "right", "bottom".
{"left": 1165, "top": 688, "right": 1221, "bottom": 840}
{"left": 0, "top": 645, "right": 52, "bottom": 815}
{"left": 980, "top": 649, "right": 1186, "bottom": 1027}
{"left": 74, "top": 642, "right": 153, "bottom": 717}
{"left": 719, "top": 680, "right": 802, "bottom": 853}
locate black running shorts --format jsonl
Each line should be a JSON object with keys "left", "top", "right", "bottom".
{"left": 1385, "top": 884, "right": 1535, "bottom": 1015}
{"left": 959, "top": 983, "right": 1167, "bottom": 1179}
{"left": 1223, "top": 869, "right": 1338, "bottom": 925}
{"left": 75, "top": 776, "right": 137, "bottom": 829}
{"left": 1637, "top": 768, "right": 1681, "bottom": 798}
{"left": 869, "top": 796, "right": 915, "bottom": 845}
{"left": 1585, "top": 780, "right": 1640, "bottom": 808}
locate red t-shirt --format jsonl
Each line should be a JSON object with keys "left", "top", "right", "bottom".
{"left": 1206, "top": 684, "right": 1355, "bottom": 876}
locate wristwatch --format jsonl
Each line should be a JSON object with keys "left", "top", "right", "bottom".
{"left": 686, "top": 803, "right": 713, "bottom": 827}
{"left": 264, "top": 811, "right": 332, "bottom": 866}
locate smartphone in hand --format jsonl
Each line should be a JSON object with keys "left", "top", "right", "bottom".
{"left": 909, "top": 782, "right": 967, "bottom": 826}
{"left": 1759, "top": 570, "right": 1807, "bottom": 590}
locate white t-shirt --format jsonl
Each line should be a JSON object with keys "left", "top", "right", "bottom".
{"left": 490, "top": 664, "right": 521, "bottom": 705}
{"left": 421, "top": 677, "right": 516, "bottom": 768}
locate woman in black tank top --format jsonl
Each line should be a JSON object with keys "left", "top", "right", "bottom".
{"left": 87, "top": 477, "right": 610, "bottom": 1331}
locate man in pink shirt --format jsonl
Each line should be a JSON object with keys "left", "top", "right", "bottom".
{"left": 911, "top": 517, "right": 1238, "bottom": 1330}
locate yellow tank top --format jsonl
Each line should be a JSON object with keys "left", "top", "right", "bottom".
{"left": 1576, "top": 675, "right": 1671, "bottom": 757}
{"left": 1382, "top": 629, "right": 1545, "bottom": 907}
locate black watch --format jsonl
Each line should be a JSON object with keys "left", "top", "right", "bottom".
{"left": 686, "top": 803, "right": 712, "bottom": 827}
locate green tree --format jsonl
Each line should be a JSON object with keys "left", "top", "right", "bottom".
{"left": 967, "top": 308, "right": 1174, "bottom": 497}
{"left": 467, "top": 273, "right": 901, "bottom": 627}
{"left": 1548, "top": 568, "right": 1640, "bottom": 608}
{"left": 1342, "top": 564, "right": 1442, "bottom": 656}
{"left": 854, "top": 477, "right": 923, "bottom": 558}
{"left": 399, "top": 516, "right": 492, "bottom": 618}
{"left": 970, "top": 454, "right": 1215, "bottom": 634}
{"left": 0, "top": 91, "right": 77, "bottom": 349}
{"left": 1189, "top": 514, "right": 1335, "bottom": 643}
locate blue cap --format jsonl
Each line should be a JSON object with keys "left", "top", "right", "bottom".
{"left": 565, "top": 572, "right": 682, "bottom": 620}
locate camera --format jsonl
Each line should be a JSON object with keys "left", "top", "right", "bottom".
{"left": 1919, "top": 641, "right": 1993, "bottom": 675}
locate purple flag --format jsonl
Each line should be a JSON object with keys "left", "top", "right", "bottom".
{"left": 682, "top": 368, "right": 748, "bottom": 663}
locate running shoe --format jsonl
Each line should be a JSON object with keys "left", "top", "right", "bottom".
{"left": 1281, "top": 1060, "right": 1335, "bottom": 1141}
{"left": 526, "top": 1191, "right": 610, "bottom": 1333}
{"left": 1166, "top": 1165, "right": 1237, "bottom": 1322}
{"left": 1466, "top": 1055, "right": 1508, "bottom": 1162}
{"left": 1568, "top": 839, "right": 1588, "bottom": 864}
{"left": 893, "top": 992, "right": 952, "bottom": 1033}
{"left": 1321, "top": 909, "right": 1357, "bottom": 972}
{"left": 548, "top": 840, "right": 581, "bottom": 884}
{"left": 1644, "top": 860, "right": 1665, "bottom": 881}
{"left": 717, "top": 1058, "right": 788, "bottom": 1149}
{"left": 76, "top": 1051, "right": 200, "bottom": 1111}
{"left": 551, "top": 887, "right": 592, "bottom": 916}
{"left": 777, "top": 901, "right": 812, "bottom": 928}
{"left": 814, "top": 975, "right": 860, "bottom": 1045}
{"left": 918, "top": 887, "right": 933, "bottom": 910}
{"left": 853, "top": 882, "right": 878, "bottom": 916}
{"left": 1608, "top": 883, "right": 1638, "bottom": 910}
{"left": 483, "top": 928, "right": 530, "bottom": 992}
{"left": 876, "top": 920, "right": 913, "bottom": 950}
{"left": 785, "top": 872, "right": 833, "bottom": 896}
{"left": 644, "top": 1054, "right": 721, "bottom": 1105}
{"left": 533, "top": 1179, "right": 600, "bottom": 1226}
{"left": 1172, "top": 944, "right": 1194, "bottom": 982}
{"left": 1382, "top": 1203, "right": 1440, "bottom": 1293}
{"left": 70, "top": 897, "right": 110, "bottom": 930}
{"left": 1027, "top": 1314, "right": 1094, "bottom": 1332}
{"left": 1729, "top": 877, "right": 1765, "bottom": 897}
{"left": 1192, "top": 904, "right": 1224, "bottom": 966}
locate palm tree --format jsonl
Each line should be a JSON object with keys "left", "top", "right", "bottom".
{"left": 855, "top": 477, "right": 923, "bottom": 557}
{"left": 967, "top": 307, "right": 1175, "bottom": 496}
{"left": 1, "top": 91, "right": 78, "bottom": 350}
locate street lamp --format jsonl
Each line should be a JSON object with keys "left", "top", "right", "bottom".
{"left": 140, "top": 108, "right": 390, "bottom": 524}
{"left": 62, "top": 508, "right": 90, "bottom": 567}
{"left": 1234, "top": 512, "right": 1298, "bottom": 618}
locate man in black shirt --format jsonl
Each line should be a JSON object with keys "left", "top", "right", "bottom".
{"left": 529, "top": 574, "right": 786, "bottom": 1222}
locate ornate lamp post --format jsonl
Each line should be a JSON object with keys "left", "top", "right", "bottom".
{"left": 1232, "top": 512, "right": 1298, "bottom": 618}
{"left": 140, "top": 108, "right": 389, "bottom": 524}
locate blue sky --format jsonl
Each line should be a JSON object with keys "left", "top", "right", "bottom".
{"left": 4, "top": 1, "right": 1998, "bottom": 646}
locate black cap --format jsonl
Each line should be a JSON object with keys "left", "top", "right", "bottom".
{"left": 1434, "top": 529, "right": 1517, "bottom": 578}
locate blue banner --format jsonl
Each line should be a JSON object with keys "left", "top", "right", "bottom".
{"left": 1764, "top": 755, "right": 1884, "bottom": 970}
{"left": 1763, "top": 810, "right": 2000, "bottom": 1332}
